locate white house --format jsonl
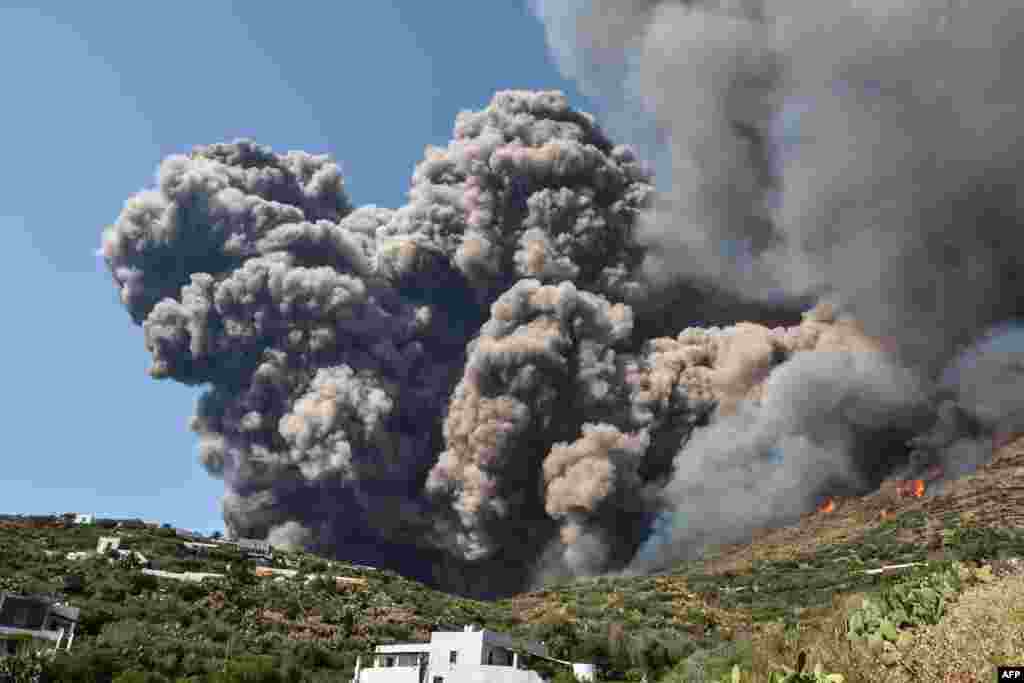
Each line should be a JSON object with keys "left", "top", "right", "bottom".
{"left": 236, "top": 538, "right": 273, "bottom": 556}
{"left": 73, "top": 514, "right": 94, "bottom": 525}
{"left": 141, "top": 569, "right": 224, "bottom": 584}
{"left": 108, "top": 549, "right": 149, "bottom": 567}
{"left": 174, "top": 528, "right": 205, "bottom": 542}
{"left": 353, "top": 626, "right": 595, "bottom": 683}
{"left": 0, "top": 593, "right": 79, "bottom": 659}
{"left": 96, "top": 536, "right": 121, "bottom": 554}
{"left": 253, "top": 567, "right": 298, "bottom": 579}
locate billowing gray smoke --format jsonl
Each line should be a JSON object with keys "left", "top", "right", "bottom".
{"left": 102, "top": 93, "right": 672, "bottom": 595}
{"left": 530, "top": 0, "right": 1024, "bottom": 571}
{"left": 103, "top": 0, "right": 1024, "bottom": 592}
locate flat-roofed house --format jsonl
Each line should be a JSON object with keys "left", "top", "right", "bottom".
{"left": 96, "top": 536, "right": 121, "bottom": 554}
{"left": 353, "top": 626, "right": 594, "bottom": 683}
{"left": 236, "top": 538, "right": 272, "bottom": 555}
{"left": 0, "top": 593, "right": 79, "bottom": 658}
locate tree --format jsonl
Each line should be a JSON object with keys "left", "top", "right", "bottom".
{"left": 129, "top": 572, "right": 159, "bottom": 595}
{"left": 63, "top": 573, "right": 86, "bottom": 594}
{"left": 0, "top": 649, "right": 46, "bottom": 683}
{"left": 112, "top": 672, "right": 170, "bottom": 683}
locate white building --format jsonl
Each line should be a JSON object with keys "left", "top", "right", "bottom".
{"left": 141, "top": 569, "right": 224, "bottom": 583}
{"left": 182, "top": 541, "right": 219, "bottom": 555}
{"left": 73, "top": 514, "right": 94, "bottom": 525}
{"left": 236, "top": 538, "right": 273, "bottom": 556}
{"left": 96, "top": 536, "right": 121, "bottom": 554}
{"left": 0, "top": 593, "right": 79, "bottom": 658}
{"left": 353, "top": 626, "right": 595, "bottom": 683}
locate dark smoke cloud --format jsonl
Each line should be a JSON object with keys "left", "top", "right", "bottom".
{"left": 101, "top": 93, "right": 668, "bottom": 596}
{"left": 103, "top": 0, "right": 1024, "bottom": 592}
{"left": 531, "top": 0, "right": 1024, "bottom": 571}
{"left": 535, "top": 0, "right": 1024, "bottom": 372}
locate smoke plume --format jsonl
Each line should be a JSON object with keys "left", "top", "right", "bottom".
{"left": 531, "top": 0, "right": 1024, "bottom": 572}
{"left": 102, "top": 0, "right": 1024, "bottom": 593}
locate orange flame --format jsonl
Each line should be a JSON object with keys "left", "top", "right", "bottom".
{"left": 897, "top": 479, "right": 926, "bottom": 498}
{"left": 817, "top": 497, "right": 835, "bottom": 514}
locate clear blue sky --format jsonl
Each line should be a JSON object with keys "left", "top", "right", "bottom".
{"left": 0, "top": 2, "right": 597, "bottom": 535}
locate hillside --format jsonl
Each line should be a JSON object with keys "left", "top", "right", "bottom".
{"left": 3, "top": 438, "right": 1024, "bottom": 682}
{"left": 0, "top": 518, "right": 736, "bottom": 682}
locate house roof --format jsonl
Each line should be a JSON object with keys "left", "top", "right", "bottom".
{"left": 369, "top": 628, "right": 547, "bottom": 658}
{"left": 51, "top": 604, "right": 80, "bottom": 622}
{"left": 0, "top": 594, "right": 48, "bottom": 629}
{"left": 374, "top": 643, "right": 432, "bottom": 654}
{"left": 0, "top": 593, "right": 79, "bottom": 630}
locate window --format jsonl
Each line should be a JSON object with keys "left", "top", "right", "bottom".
{"left": 433, "top": 677, "right": 444, "bottom": 683}
{"left": 384, "top": 656, "right": 396, "bottom": 667}
{"left": 449, "top": 651, "right": 458, "bottom": 665}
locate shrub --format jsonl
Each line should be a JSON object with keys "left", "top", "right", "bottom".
{"left": 847, "top": 564, "right": 961, "bottom": 646}
{"left": 0, "top": 650, "right": 47, "bottom": 683}
{"left": 205, "top": 654, "right": 289, "bottom": 683}
{"left": 130, "top": 572, "right": 160, "bottom": 595}
{"left": 46, "top": 648, "right": 119, "bottom": 683}
{"left": 99, "top": 618, "right": 149, "bottom": 647}
{"left": 97, "top": 579, "right": 127, "bottom": 602}
{"left": 177, "top": 581, "right": 209, "bottom": 602}
{"left": 63, "top": 573, "right": 86, "bottom": 593}
{"left": 78, "top": 606, "right": 117, "bottom": 636}
{"left": 763, "top": 653, "right": 845, "bottom": 682}
{"left": 112, "top": 672, "right": 170, "bottom": 683}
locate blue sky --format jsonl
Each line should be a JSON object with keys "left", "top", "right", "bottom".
{"left": 0, "top": 2, "right": 597, "bottom": 535}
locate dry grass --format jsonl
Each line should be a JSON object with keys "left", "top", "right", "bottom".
{"left": 890, "top": 572, "right": 1024, "bottom": 682}
{"left": 698, "top": 436, "right": 1024, "bottom": 578}
{"left": 748, "top": 592, "right": 887, "bottom": 683}
{"left": 740, "top": 569, "right": 1024, "bottom": 683}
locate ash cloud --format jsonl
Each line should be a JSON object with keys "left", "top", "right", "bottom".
{"left": 101, "top": 94, "right": 667, "bottom": 596}
{"left": 533, "top": 0, "right": 1024, "bottom": 572}
{"left": 532, "top": 0, "right": 1024, "bottom": 369}
{"left": 103, "top": 0, "right": 1024, "bottom": 592}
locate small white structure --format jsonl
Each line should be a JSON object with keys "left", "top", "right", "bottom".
{"left": 96, "top": 536, "right": 121, "bottom": 554}
{"left": 174, "top": 528, "right": 204, "bottom": 541}
{"left": 571, "top": 664, "right": 596, "bottom": 682}
{"left": 65, "top": 552, "right": 92, "bottom": 561}
{"left": 182, "top": 541, "right": 219, "bottom": 554}
{"left": 353, "top": 626, "right": 594, "bottom": 683}
{"left": 236, "top": 538, "right": 273, "bottom": 556}
{"left": 253, "top": 567, "right": 298, "bottom": 579}
{"left": 141, "top": 569, "right": 224, "bottom": 583}
{"left": 183, "top": 541, "right": 219, "bottom": 550}
{"left": 108, "top": 550, "right": 148, "bottom": 566}
{"left": 304, "top": 574, "right": 369, "bottom": 589}
{"left": 73, "top": 514, "right": 94, "bottom": 525}
{"left": 0, "top": 593, "right": 79, "bottom": 658}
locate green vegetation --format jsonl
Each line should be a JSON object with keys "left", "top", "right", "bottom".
{"left": 846, "top": 564, "right": 961, "bottom": 643}
{"left": 2, "top": 503, "right": 1024, "bottom": 682}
